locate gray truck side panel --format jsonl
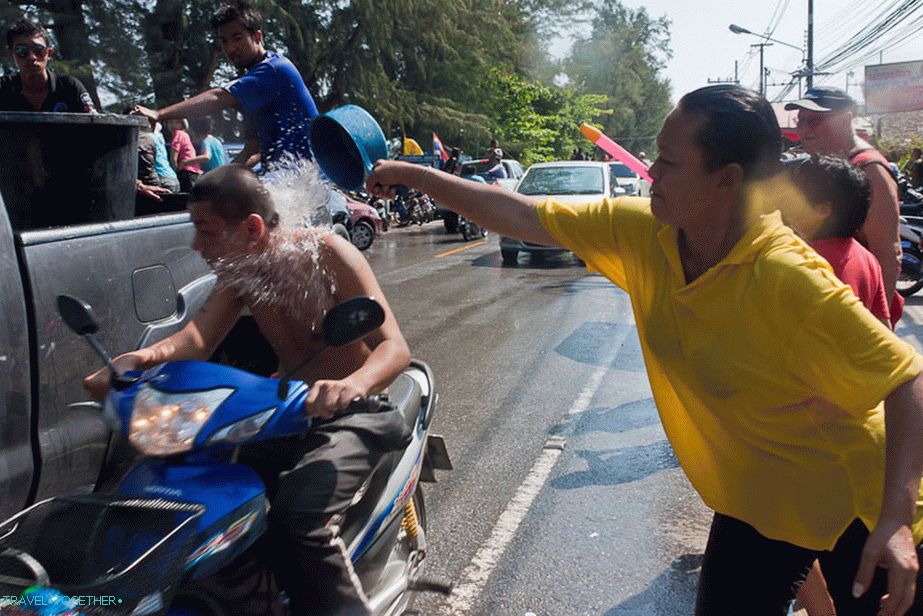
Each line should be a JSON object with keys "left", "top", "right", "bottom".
{"left": 17, "top": 215, "right": 213, "bottom": 502}
{"left": 0, "top": 196, "right": 32, "bottom": 519}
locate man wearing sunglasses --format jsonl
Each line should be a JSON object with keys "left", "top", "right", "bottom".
{"left": 0, "top": 19, "right": 95, "bottom": 113}
{"left": 785, "top": 86, "right": 902, "bottom": 326}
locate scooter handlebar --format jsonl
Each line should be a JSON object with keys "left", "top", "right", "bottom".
{"left": 343, "top": 394, "right": 391, "bottom": 414}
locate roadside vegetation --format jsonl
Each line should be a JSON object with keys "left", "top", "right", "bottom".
{"left": 1, "top": 0, "right": 673, "bottom": 161}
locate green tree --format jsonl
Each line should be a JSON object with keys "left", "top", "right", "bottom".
{"left": 565, "top": 0, "right": 672, "bottom": 156}
{"left": 482, "top": 69, "right": 609, "bottom": 165}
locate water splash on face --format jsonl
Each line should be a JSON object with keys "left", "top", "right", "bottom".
{"left": 210, "top": 160, "right": 341, "bottom": 333}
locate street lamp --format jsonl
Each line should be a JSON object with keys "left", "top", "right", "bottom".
{"left": 729, "top": 24, "right": 807, "bottom": 97}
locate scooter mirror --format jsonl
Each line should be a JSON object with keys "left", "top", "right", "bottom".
{"left": 322, "top": 296, "right": 385, "bottom": 347}
{"left": 57, "top": 295, "right": 99, "bottom": 336}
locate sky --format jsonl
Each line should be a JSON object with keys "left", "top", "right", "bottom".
{"left": 551, "top": 0, "right": 923, "bottom": 105}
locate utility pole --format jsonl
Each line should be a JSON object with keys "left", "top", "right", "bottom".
{"left": 806, "top": 0, "right": 814, "bottom": 89}
{"left": 752, "top": 43, "right": 772, "bottom": 96}
{"left": 707, "top": 61, "right": 740, "bottom": 85}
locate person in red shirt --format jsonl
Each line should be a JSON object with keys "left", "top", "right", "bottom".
{"left": 167, "top": 118, "right": 203, "bottom": 192}
{"left": 788, "top": 155, "right": 890, "bottom": 327}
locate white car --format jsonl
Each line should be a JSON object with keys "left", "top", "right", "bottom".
{"left": 461, "top": 158, "right": 526, "bottom": 191}
{"left": 609, "top": 161, "right": 651, "bottom": 197}
{"left": 500, "top": 161, "right": 627, "bottom": 265}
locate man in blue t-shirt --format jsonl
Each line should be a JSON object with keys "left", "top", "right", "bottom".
{"left": 133, "top": 3, "right": 318, "bottom": 172}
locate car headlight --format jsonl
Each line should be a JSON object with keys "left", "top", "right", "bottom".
{"left": 129, "top": 385, "right": 234, "bottom": 456}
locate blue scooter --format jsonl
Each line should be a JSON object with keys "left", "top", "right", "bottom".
{"left": 0, "top": 295, "right": 452, "bottom": 615}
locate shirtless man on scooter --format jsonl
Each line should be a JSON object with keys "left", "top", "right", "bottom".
{"left": 85, "top": 163, "right": 410, "bottom": 616}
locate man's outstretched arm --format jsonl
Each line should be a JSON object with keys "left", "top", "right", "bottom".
{"left": 133, "top": 88, "right": 238, "bottom": 124}
{"left": 367, "top": 160, "right": 558, "bottom": 247}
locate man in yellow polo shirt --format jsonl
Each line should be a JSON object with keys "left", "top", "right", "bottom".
{"left": 366, "top": 85, "right": 923, "bottom": 616}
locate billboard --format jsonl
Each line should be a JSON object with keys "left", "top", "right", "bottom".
{"left": 864, "top": 60, "right": 923, "bottom": 114}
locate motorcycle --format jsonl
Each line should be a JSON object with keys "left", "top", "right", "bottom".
{"left": 372, "top": 197, "right": 391, "bottom": 232}
{"left": 406, "top": 192, "right": 436, "bottom": 226}
{"left": 899, "top": 177, "right": 923, "bottom": 217}
{"left": 0, "top": 295, "right": 452, "bottom": 616}
{"left": 458, "top": 216, "right": 487, "bottom": 242}
{"left": 899, "top": 216, "right": 923, "bottom": 297}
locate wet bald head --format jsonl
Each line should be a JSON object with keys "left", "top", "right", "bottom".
{"left": 189, "top": 164, "right": 279, "bottom": 228}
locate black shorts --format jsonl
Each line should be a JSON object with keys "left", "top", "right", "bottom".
{"left": 696, "top": 513, "right": 923, "bottom": 616}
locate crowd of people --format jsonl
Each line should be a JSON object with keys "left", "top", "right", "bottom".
{"left": 4, "top": 2, "right": 923, "bottom": 615}
{"left": 0, "top": 18, "right": 233, "bottom": 211}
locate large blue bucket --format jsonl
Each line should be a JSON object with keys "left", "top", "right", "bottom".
{"left": 310, "top": 105, "right": 387, "bottom": 191}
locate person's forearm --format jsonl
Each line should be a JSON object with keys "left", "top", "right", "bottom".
{"left": 408, "top": 165, "right": 553, "bottom": 244}
{"left": 871, "top": 238, "right": 900, "bottom": 302}
{"left": 123, "top": 326, "right": 211, "bottom": 369}
{"left": 881, "top": 374, "right": 923, "bottom": 526}
{"left": 350, "top": 340, "right": 411, "bottom": 395}
{"left": 863, "top": 169, "right": 902, "bottom": 299}
{"left": 181, "top": 153, "right": 210, "bottom": 168}
{"left": 157, "top": 88, "right": 236, "bottom": 122}
{"left": 233, "top": 140, "right": 260, "bottom": 166}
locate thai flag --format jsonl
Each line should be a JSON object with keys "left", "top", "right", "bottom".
{"left": 432, "top": 132, "right": 449, "bottom": 163}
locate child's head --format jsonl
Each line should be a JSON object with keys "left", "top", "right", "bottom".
{"left": 788, "top": 154, "right": 870, "bottom": 240}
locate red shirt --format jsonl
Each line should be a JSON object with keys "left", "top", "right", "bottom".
{"left": 810, "top": 237, "right": 890, "bottom": 322}
{"left": 170, "top": 129, "right": 202, "bottom": 174}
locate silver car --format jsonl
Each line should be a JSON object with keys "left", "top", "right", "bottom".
{"left": 500, "top": 161, "right": 626, "bottom": 265}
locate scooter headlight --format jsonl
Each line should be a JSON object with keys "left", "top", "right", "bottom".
{"left": 129, "top": 384, "right": 234, "bottom": 456}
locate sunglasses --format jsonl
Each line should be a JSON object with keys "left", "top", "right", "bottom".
{"left": 12, "top": 43, "right": 48, "bottom": 59}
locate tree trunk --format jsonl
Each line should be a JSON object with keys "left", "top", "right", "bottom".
{"left": 142, "top": 0, "right": 186, "bottom": 107}
{"left": 45, "top": 0, "right": 101, "bottom": 108}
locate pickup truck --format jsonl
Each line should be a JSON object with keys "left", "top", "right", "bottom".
{"left": 0, "top": 112, "right": 240, "bottom": 521}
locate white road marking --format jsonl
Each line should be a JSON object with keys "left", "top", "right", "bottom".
{"left": 444, "top": 363, "right": 609, "bottom": 615}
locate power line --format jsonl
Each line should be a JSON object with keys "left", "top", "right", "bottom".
{"left": 772, "top": 0, "right": 923, "bottom": 101}
{"left": 816, "top": 0, "right": 923, "bottom": 72}
{"left": 764, "top": 0, "right": 792, "bottom": 39}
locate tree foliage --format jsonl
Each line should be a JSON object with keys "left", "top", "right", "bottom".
{"left": 0, "top": 0, "right": 671, "bottom": 161}
{"left": 565, "top": 0, "right": 672, "bottom": 156}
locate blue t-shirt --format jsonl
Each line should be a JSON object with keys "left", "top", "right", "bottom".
{"left": 152, "top": 132, "right": 178, "bottom": 180}
{"left": 225, "top": 51, "right": 319, "bottom": 167}
{"left": 199, "top": 135, "right": 227, "bottom": 173}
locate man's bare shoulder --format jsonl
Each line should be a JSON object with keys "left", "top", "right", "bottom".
{"left": 315, "top": 232, "right": 367, "bottom": 272}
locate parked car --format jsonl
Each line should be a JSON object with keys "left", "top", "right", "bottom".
{"left": 459, "top": 157, "right": 525, "bottom": 191}
{"left": 326, "top": 188, "right": 353, "bottom": 241}
{"left": 342, "top": 192, "right": 384, "bottom": 250}
{"left": 500, "top": 161, "right": 626, "bottom": 265}
{"left": 608, "top": 161, "right": 651, "bottom": 197}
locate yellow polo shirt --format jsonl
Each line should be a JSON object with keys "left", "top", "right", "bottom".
{"left": 537, "top": 196, "right": 923, "bottom": 550}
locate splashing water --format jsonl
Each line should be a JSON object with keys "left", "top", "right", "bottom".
{"left": 210, "top": 160, "right": 341, "bottom": 333}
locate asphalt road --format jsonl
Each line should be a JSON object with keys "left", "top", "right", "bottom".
{"left": 364, "top": 221, "right": 711, "bottom": 616}
{"left": 362, "top": 220, "right": 923, "bottom": 616}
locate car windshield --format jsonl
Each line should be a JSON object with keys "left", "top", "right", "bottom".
{"left": 609, "top": 163, "right": 637, "bottom": 179}
{"left": 517, "top": 166, "right": 605, "bottom": 196}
